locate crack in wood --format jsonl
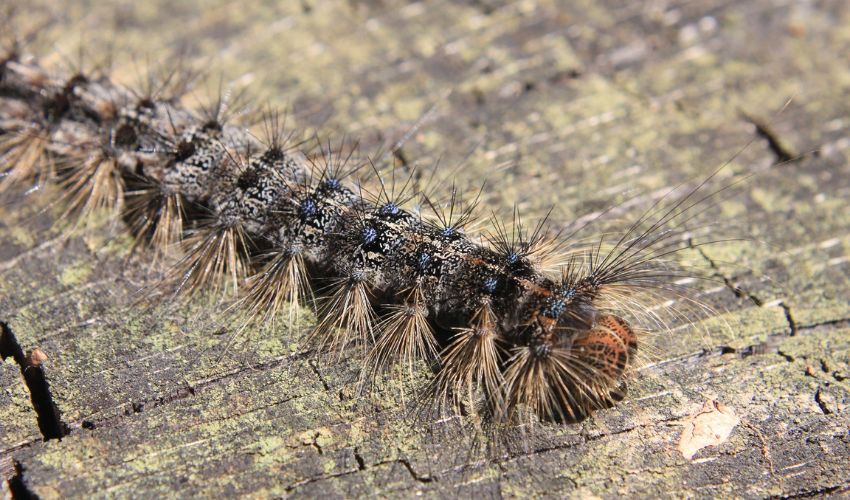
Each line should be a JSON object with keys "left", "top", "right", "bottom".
{"left": 308, "top": 359, "right": 331, "bottom": 392}
{"left": 441, "top": 413, "right": 690, "bottom": 476}
{"left": 0, "top": 322, "right": 68, "bottom": 441}
{"left": 0, "top": 438, "right": 41, "bottom": 457}
{"left": 771, "top": 482, "right": 850, "bottom": 499}
{"left": 688, "top": 245, "right": 817, "bottom": 364}
{"left": 7, "top": 460, "right": 37, "bottom": 500}
{"left": 353, "top": 447, "right": 366, "bottom": 471}
{"left": 796, "top": 316, "right": 850, "bottom": 332}
{"left": 695, "top": 246, "right": 763, "bottom": 306}
{"left": 646, "top": 310, "right": 850, "bottom": 370}
{"left": 740, "top": 111, "right": 798, "bottom": 164}
{"left": 813, "top": 388, "right": 832, "bottom": 415}
{"left": 283, "top": 467, "right": 360, "bottom": 492}
{"left": 779, "top": 302, "right": 799, "bottom": 336}
{"left": 394, "top": 458, "right": 435, "bottom": 483}
{"left": 283, "top": 455, "right": 436, "bottom": 494}
{"left": 72, "top": 350, "right": 312, "bottom": 430}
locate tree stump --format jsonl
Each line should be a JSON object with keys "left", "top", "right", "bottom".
{"left": 2, "top": 0, "right": 849, "bottom": 497}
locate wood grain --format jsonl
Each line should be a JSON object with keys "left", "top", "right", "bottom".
{"left": 2, "top": 0, "right": 849, "bottom": 497}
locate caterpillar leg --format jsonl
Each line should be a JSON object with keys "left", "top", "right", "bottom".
{"left": 172, "top": 223, "right": 252, "bottom": 297}
{"left": 57, "top": 149, "right": 124, "bottom": 222}
{"left": 124, "top": 179, "right": 186, "bottom": 261}
{"left": 0, "top": 125, "right": 52, "bottom": 193}
{"left": 430, "top": 302, "right": 504, "bottom": 416}
{"left": 242, "top": 248, "right": 312, "bottom": 328}
{"left": 366, "top": 286, "right": 437, "bottom": 379}
{"left": 308, "top": 273, "right": 376, "bottom": 354}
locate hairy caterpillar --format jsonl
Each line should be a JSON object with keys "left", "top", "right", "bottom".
{"left": 0, "top": 39, "right": 742, "bottom": 430}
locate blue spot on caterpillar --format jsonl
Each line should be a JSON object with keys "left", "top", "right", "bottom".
{"left": 360, "top": 226, "right": 378, "bottom": 246}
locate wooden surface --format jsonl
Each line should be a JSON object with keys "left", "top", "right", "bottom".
{"left": 2, "top": 0, "right": 850, "bottom": 497}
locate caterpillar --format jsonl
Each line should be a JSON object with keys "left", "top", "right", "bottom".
{"left": 0, "top": 40, "right": 730, "bottom": 428}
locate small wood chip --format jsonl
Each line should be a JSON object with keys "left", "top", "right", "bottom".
{"left": 679, "top": 400, "right": 740, "bottom": 460}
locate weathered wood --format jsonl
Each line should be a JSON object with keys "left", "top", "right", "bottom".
{"left": 1, "top": 0, "right": 849, "bottom": 497}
